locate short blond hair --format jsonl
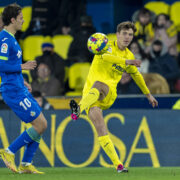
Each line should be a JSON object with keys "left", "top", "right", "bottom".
{"left": 117, "top": 21, "right": 136, "bottom": 33}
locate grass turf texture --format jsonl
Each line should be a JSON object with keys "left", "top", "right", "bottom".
{"left": 0, "top": 167, "right": 180, "bottom": 180}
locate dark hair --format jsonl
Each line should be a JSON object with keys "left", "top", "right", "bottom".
{"left": 2, "top": 3, "right": 22, "bottom": 26}
{"left": 32, "top": 91, "right": 42, "bottom": 98}
{"left": 153, "top": 40, "right": 162, "bottom": 46}
{"left": 154, "top": 13, "right": 170, "bottom": 28}
{"left": 117, "top": 21, "right": 136, "bottom": 33}
{"left": 129, "top": 40, "right": 148, "bottom": 59}
{"left": 138, "top": 8, "right": 151, "bottom": 16}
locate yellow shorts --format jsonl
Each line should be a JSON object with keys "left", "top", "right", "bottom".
{"left": 84, "top": 87, "right": 117, "bottom": 115}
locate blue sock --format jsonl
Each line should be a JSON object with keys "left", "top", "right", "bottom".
{"left": 8, "top": 131, "right": 33, "bottom": 153}
{"left": 8, "top": 127, "right": 41, "bottom": 154}
{"left": 22, "top": 141, "right": 40, "bottom": 163}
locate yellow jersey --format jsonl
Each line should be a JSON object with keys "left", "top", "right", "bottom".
{"left": 83, "top": 40, "right": 150, "bottom": 97}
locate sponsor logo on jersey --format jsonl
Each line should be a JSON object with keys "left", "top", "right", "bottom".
{"left": 30, "top": 111, "right": 36, "bottom": 117}
{"left": 17, "top": 50, "right": 22, "bottom": 58}
{"left": 112, "top": 64, "right": 125, "bottom": 73}
{"left": 1, "top": 43, "right": 8, "bottom": 53}
{"left": 2, "top": 38, "right": 8, "bottom": 42}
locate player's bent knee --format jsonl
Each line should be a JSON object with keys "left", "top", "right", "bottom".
{"left": 39, "top": 117, "right": 47, "bottom": 133}
{"left": 31, "top": 113, "right": 47, "bottom": 134}
{"left": 42, "top": 119, "right": 48, "bottom": 131}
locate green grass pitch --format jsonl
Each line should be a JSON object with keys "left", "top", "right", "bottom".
{"left": 0, "top": 167, "right": 180, "bottom": 180}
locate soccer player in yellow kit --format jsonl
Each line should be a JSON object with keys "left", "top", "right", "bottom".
{"left": 70, "top": 21, "right": 158, "bottom": 172}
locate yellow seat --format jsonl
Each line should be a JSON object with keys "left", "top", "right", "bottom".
{"left": 66, "top": 62, "right": 91, "bottom": 96}
{"left": 107, "top": 33, "right": 116, "bottom": 41}
{"left": 23, "top": 35, "right": 44, "bottom": 61}
{"left": 52, "top": 35, "right": 73, "bottom": 59}
{"left": 170, "top": 2, "right": 180, "bottom": 27}
{"left": 22, "top": 70, "right": 32, "bottom": 83}
{"left": 144, "top": 1, "right": 170, "bottom": 15}
{"left": 0, "top": 7, "right": 4, "bottom": 14}
{"left": 22, "top": 6, "right": 32, "bottom": 32}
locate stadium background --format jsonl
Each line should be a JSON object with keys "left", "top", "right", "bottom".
{"left": 0, "top": 0, "right": 180, "bottom": 170}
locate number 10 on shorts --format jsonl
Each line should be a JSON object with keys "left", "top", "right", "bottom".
{"left": 19, "top": 98, "right": 31, "bottom": 110}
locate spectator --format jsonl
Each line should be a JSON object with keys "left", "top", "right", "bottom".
{"left": 129, "top": 40, "right": 150, "bottom": 73}
{"left": 31, "top": 62, "right": 62, "bottom": 96}
{"left": 31, "top": 36, "right": 65, "bottom": 91}
{"left": 117, "top": 72, "right": 141, "bottom": 94}
{"left": 133, "top": 8, "right": 155, "bottom": 49}
{"left": 21, "top": 0, "right": 60, "bottom": 38}
{"left": 154, "top": 13, "right": 178, "bottom": 57}
{"left": 53, "top": 0, "right": 86, "bottom": 35}
{"left": 148, "top": 40, "right": 180, "bottom": 92}
{"left": 67, "top": 15, "right": 96, "bottom": 64}
{"left": 32, "top": 91, "right": 54, "bottom": 110}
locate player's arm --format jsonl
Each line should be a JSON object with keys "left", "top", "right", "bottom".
{"left": 128, "top": 66, "right": 158, "bottom": 107}
{"left": 0, "top": 40, "right": 22, "bottom": 72}
{"left": 24, "top": 80, "right": 32, "bottom": 92}
{"left": 100, "top": 53, "right": 141, "bottom": 67}
{"left": 0, "top": 59, "right": 22, "bottom": 72}
{"left": 0, "top": 60, "right": 37, "bottom": 72}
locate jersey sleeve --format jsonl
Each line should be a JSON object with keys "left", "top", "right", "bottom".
{"left": 96, "top": 43, "right": 126, "bottom": 66}
{"left": 126, "top": 50, "right": 149, "bottom": 94}
{"left": 0, "top": 41, "right": 9, "bottom": 60}
{"left": 0, "top": 40, "right": 21, "bottom": 73}
{"left": 101, "top": 53, "right": 126, "bottom": 66}
{"left": 130, "top": 70, "right": 150, "bottom": 95}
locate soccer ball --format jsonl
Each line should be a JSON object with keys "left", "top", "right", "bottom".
{"left": 87, "top": 33, "right": 109, "bottom": 55}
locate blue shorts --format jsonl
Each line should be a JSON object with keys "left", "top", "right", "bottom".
{"left": 2, "top": 91, "right": 42, "bottom": 123}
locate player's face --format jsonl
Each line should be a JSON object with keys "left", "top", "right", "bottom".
{"left": 157, "top": 15, "right": 166, "bottom": 27}
{"left": 116, "top": 28, "right": 134, "bottom": 49}
{"left": 14, "top": 12, "right": 24, "bottom": 31}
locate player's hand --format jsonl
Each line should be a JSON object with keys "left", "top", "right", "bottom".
{"left": 126, "top": 60, "right": 141, "bottom": 67}
{"left": 24, "top": 81, "right": 32, "bottom": 92}
{"left": 21, "top": 61, "right": 37, "bottom": 70}
{"left": 146, "top": 94, "right": 158, "bottom": 108}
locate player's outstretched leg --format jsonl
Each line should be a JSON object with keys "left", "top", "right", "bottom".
{"left": 70, "top": 88, "right": 100, "bottom": 120}
{"left": 0, "top": 149, "right": 17, "bottom": 173}
{"left": 18, "top": 141, "right": 44, "bottom": 174}
{"left": 89, "top": 107, "right": 128, "bottom": 173}
{"left": 99, "top": 135, "right": 128, "bottom": 173}
{"left": 70, "top": 99, "right": 80, "bottom": 120}
{"left": 18, "top": 113, "right": 47, "bottom": 174}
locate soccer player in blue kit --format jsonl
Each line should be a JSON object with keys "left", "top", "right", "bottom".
{"left": 0, "top": 4, "right": 47, "bottom": 174}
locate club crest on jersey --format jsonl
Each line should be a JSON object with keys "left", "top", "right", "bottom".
{"left": 30, "top": 111, "right": 36, "bottom": 117}
{"left": 107, "top": 47, "right": 112, "bottom": 53}
{"left": 17, "top": 50, "right": 22, "bottom": 58}
{"left": 1, "top": 43, "right": 8, "bottom": 53}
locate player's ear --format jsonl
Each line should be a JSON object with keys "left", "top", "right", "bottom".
{"left": 116, "top": 32, "right": 120, "bottom": 38}
{"left": 11, "top": 17, "right": 16, "bottom": 24}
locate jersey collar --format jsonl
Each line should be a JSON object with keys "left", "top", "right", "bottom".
{"left": 3, "top": 29, "right": 15, "bottom": 38}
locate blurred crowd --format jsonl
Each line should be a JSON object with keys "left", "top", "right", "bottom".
{"left": 118, "top": 7, "right": 180, "bottom": 95}
{"left": 1, "top": 0, "right": 180, "bottom": 108}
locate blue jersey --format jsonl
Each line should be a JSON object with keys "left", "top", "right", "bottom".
{"left": 0, "top": 29, "right": 41, "bottom": 123}
{"left": 0, "top": 29, "right": 24, "bottom": 93}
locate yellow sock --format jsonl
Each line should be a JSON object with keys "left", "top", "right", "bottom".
{"left": 79, "top": 88, "right": 100, "bottom": 113}
{"left": 98, "top": 135, "right": 123, "bottom": 168}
